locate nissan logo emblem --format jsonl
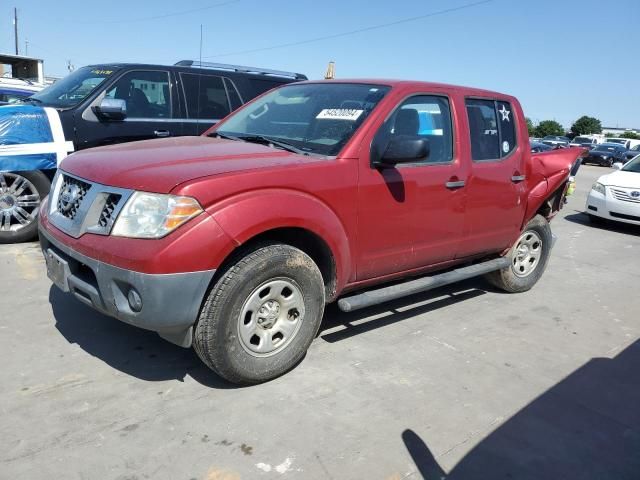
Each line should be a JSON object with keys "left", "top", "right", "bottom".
{"left": 59, "top": 184, "right": 80, "bottom": 212}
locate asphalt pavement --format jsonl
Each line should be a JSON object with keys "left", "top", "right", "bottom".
{"left": 1, "top": 164, "right": 639, "bottom": 480}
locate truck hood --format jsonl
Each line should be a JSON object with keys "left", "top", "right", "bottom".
{"left": 60, "top": 136, "right": 320, "bottom": 192}
{"left": 598, "top": 171, "right": 640, "bottom": 189}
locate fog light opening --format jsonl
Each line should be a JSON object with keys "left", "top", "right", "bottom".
{"left": 127, "top": 288, "right": 143, "bottom": 312}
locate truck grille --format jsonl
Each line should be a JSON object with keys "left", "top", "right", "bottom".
{"left": 57, "top": 176, "right": 92, "bottom": 220}
{"left": 610, "top": 188, "right": 640, "bottom": 204}
{"left": 49, "top": 172, "right": 132, "bottom": 238}
{"left": 98, "top": 194, "right": 122, "bottom": 228}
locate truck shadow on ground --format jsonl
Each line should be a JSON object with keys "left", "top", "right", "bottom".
{"left": 564, "top": 211, "right": 640, "bottom": 236}
{"left": 320, "top": 278, "right": 488, "bottom": 342}
{"left": 49, "top": 287, "right": 235, "bottom": 389}
{"left": 50, "top": 279, "right": 491, "bottom": 386}
{"left": 402, "top": 339, "right": 640, "bottom": 480}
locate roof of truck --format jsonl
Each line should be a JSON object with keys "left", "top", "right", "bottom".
{"left": 296, "top": 78, "right": 516, "bottom": 100}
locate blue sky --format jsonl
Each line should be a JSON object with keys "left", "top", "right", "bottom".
{"left": 2, "top": 0, "right": 638, "bottom": 128}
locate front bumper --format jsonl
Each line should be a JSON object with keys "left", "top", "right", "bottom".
{"left": 39, "top": 227, "right": 216, "bottom": 347}
{"left": 585, "top": 189, "right": 640, "bottom": 226}
{"left": 584, "top": 155, "right": 612, "bottom": 166}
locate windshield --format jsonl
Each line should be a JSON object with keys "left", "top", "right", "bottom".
{"left": 621, "top": 155, "right": 640, "bottom": 172}
{"left": 573, "top": 137, "right": 593, "bottom": 143}
{"left": 606, "top": 139, "right": 626, "bottom": 145}
{"left": 214, "top": 83, "right": 391, "bottom": 156}
{"left": 29, "top": 66, "right": 118, "bottom": 108}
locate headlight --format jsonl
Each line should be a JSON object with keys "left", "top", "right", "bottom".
{"left": 591, "top": 182, "right": 606, "bottom": 195}
{"left": 111, "top": 192, "right": 203, "bottom": 238}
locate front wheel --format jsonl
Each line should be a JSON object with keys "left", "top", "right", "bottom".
{"left": 0, "top": 171, "right": 51, "bottom": 244}
{"left": 193, "top": 243, "right": 325, "bottom": 385}
{"left": 485, "top": 214, "right": 552, "bottom": 293}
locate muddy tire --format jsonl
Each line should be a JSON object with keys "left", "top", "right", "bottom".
{"left": 485, "top": 215, "right": 552, "bottom": 293}
{"left": 194, "top": 243, "right": 325, "bottom": 385}
{"left": 0, "top": 171, "right": 50, "bottom": 244}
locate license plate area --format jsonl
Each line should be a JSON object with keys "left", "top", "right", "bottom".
{"left": 45, "top": 248, "right": 71, "bottom": 293}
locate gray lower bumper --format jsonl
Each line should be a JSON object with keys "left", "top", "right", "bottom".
{"left": 39, "top": 228, "right": 216, "bottom": 348}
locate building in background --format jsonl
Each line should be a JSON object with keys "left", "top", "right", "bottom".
{"left": 0, "top": 53, "right": 45, "bottom": 84}
{"left": 603, "top": 126, "right": 639, "bottom": 136}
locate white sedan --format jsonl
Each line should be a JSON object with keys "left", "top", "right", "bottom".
{"left": 586, "top": 155, "right": 640, "bottom": 225}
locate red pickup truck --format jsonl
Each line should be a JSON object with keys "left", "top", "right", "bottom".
{"left": 38, "top": 79, "right": 582, "bottom": 384}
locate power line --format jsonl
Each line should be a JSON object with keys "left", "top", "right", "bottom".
{"left": 83, "top": 0, "right": 240, "bottom": 24}
{"left": 202, "top": 0, "right": 495, "bottom": 59}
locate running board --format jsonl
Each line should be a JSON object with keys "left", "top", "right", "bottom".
{"left": 337, "top": 257, "right": 510, "bottom": 312}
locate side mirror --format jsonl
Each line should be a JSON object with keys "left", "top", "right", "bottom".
{"left": 612, "top": 162, "right": 623, "bottom": 170}
{"left": 94, "top": 98, "right": 127, "bottom": 120}
{"left": 377, "top": 136, "right": 430, "bottom": 167}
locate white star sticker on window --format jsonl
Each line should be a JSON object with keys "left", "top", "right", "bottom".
{"left": 499, "top": 105, "right": 511, "bottom": 122}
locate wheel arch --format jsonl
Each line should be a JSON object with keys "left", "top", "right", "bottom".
{"left": 209, "top": 190, "right": 352, "bottom": 302}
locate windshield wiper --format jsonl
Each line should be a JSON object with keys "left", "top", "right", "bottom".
{"left": 20, "top": 97, "right": 42, "bottom": 104}
{"left": 235, "top": 135, "right": 309, "bottom": 155}
{"left": 209, "top": 132, "right": 240, "bottom": 141}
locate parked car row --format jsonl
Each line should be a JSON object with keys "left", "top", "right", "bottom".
{"left": 529, "top": 134, "right": 640, "bottom": 169}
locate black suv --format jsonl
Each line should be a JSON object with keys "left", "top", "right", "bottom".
{"left": 0, "top": 61, "right": 305, "bottom": 243}
{"left": 25, "top": 60, "right": 307, "bottom": 149}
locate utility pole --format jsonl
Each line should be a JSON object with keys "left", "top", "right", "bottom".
{"left": 14, "top": 8, "right": 19, "bottom": 55}
{"left": 25, "top": 39, "right": 29, "bottom": 56}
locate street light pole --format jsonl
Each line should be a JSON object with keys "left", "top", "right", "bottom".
{"left": 14, "top": 8, "right": 19, "bottom": 55}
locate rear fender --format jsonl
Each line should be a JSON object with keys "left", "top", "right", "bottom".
{"left": 208, "top": 189, "right": 352, "bottom": 292}
{"left": 523, "top": 148, "right": 584, "bottom": 225}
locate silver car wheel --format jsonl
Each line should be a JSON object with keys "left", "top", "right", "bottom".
{"left": 0, "top": 173, "right": 41, "bottom": 233}
{"left": 512, "top": 230, "right": 543, "bottom": 277}
{"left": 238, "top": 278, "right": 306, "bottom": 357}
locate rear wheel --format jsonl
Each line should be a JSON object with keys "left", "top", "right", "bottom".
{"left": 194, "top": 243, "right": 325, "bottom": 384}
{"left": 0, "top": 171, "right": 50, "bottom": 244}
{"left": 485, "top": 215, "right": 552, "bottom": 293}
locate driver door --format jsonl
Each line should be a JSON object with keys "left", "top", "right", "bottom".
{"left": 355, "top": 94, "right": 467, "bottom": 280}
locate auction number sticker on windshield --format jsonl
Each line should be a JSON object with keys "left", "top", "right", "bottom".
{"left": 91, "top": 69, "right": 113, "bottom": 75}
{"left": 316, "top": 109, "right": 364, "bottom": 121}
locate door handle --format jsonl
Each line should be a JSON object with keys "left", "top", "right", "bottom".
{"left": 445, "top": 180, "right": 466, "bottom": 189}
{"left": 511, "top": 175, "right": 526, "bottom": 183}
{"left": 154, "top": 130, "right": 171, "bottom": 138}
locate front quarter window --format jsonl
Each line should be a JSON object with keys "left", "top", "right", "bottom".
{"left": 213, "top": 83, "right": 391, "bottom": 156}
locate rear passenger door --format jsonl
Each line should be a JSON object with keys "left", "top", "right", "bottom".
{"left": 180, "top": 73, "right": 237, "bottom": 135}
{"left": 457, "top": 98, "right": 526, "bottom": 258}
{"left": 356, "top": 94, "right": 467, "bottom": 279}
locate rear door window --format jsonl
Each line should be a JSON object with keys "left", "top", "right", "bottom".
{"left": 180, "top": 73, "right": 231, "bottom": 120}
{"left": 466, "top": 99, "right": 517, "bottom": 161}
{"left": 496, "top": 101, "right": 516, "bottom": 157}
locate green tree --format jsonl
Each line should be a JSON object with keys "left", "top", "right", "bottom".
{"left": 535, "top": 120, "right": 565, "bottom": 138}
{"left": 571, "top": 116, "right": 602, "bottom": 136}
{"left": 525, "top": 117, "right": 535, "bottom": 136}
{"left": 620, "top": 131, "right": 640, "bottom": 140}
